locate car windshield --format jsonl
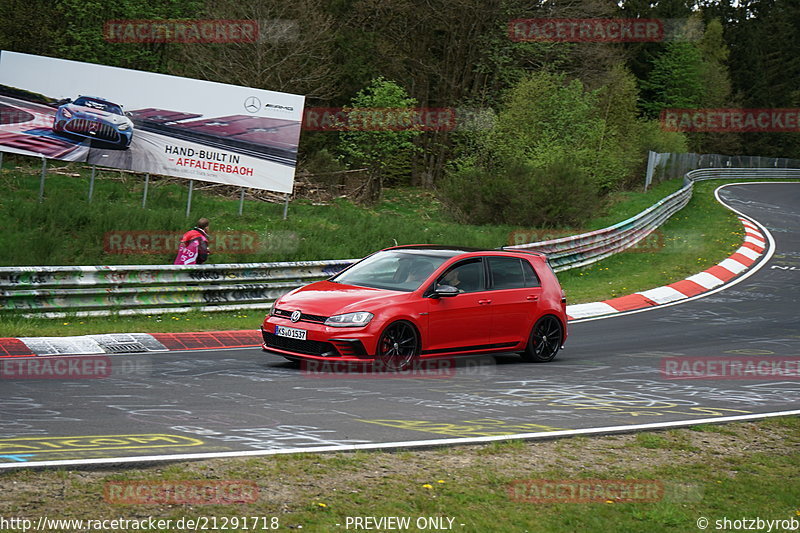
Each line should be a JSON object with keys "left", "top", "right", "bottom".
{"left": 74, "top": 97, "right": 123, "bottom": 115}
{"left": 331, "top": 250, "right": 449, "bottom": 291}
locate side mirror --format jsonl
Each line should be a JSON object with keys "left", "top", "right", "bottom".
{"left": 431, "top": 284, "right": 459, "bottom": 298}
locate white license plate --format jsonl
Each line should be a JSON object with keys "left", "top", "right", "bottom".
{"left": 275, "top": 325, "right": 307, "bottom": 340}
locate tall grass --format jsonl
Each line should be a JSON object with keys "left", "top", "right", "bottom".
{"left": 0, "top": 165, "right": 522, "bottom": 266}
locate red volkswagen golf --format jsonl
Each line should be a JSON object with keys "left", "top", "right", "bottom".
{"left": 261, "top": 246, "right": 567, "bottom": 369}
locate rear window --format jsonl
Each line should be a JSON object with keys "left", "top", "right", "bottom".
{"left": 488, "top": 257, "right": 540, "bottom": 289}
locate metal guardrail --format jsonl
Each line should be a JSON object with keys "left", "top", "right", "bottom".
{"left": 0, "top": 261, "right": 356, "bottom": 317}
{"left": 684, "top": 167, "right": 800, "bottom": 184}
{"left": 508, "top": 167, "right": 800, "bottom": 271}
{"left": 3, "top": 168, "right": 799, "bottom": 317}
{"left": 505, "top": 185, "right": 692, "bottom": 271}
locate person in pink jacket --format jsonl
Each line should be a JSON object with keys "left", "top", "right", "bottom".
{"left": 174, "top": 218, "right": 211, "bottom": 265}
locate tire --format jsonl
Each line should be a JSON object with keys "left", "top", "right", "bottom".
{"left": 375, "top": 320, "right": 420, "bottom": 371}
{"left": 520, "top": 315, "right": 563, "bottom": 363}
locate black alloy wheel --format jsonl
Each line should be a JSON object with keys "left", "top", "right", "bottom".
{"left": 521, "top": 315, "right": 563, "bottom": 363}
{"left": 376, "top": 320, "right": 420, "bottom": 371}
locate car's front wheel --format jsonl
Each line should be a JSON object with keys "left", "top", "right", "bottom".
{"left": 520, "top": 315, "right": 563, "bottom": 363}
{"left": 375, "top": 320, "right": 420, "bottom": 371}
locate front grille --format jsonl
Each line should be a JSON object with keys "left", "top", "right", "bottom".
{"left": 272, "top": 308, "right": 328, "bottom": 323}
{"left": 66, "top": 119, "right": 118, "bottom": 141}
{"left": 262, "top": 331, "right": 339, "bottom": 356}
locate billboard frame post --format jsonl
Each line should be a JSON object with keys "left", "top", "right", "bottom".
{"left": 0, "top": 151, "right": 4, "bottom": 169}
{"left": 38, "top": 156, "right": 47, "bottom": 202}
{"left": 282, "top": 193, "right": 289, "bottom": 220}
{"left": 186, "top": 179, "right": 194, "bottom": 217}
{"left": 238, "top": 187, "right": 245, "bottom": 216}
{"left": 88, "top": 165, "right": 96, "bottom": 202}
{"left": 142, "top": 173, "right": 150, "bottom": 209}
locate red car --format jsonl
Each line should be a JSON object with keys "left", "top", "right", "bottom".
{"left": 261, "top": 246, "right": 567, "bottom": 369}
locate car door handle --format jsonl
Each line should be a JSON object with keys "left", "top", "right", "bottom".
{"left": 526, "top": 295, "right": 539, "bottom": 301}
{"left": 478, "top": 299, "right": 492, "bottom": 305}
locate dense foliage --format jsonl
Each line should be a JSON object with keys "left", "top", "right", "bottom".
{"left": 0, "top": 0, "right": 795, "bottom": 224}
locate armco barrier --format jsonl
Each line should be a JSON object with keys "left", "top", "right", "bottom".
{"left": 0, "top": 261, "right": 357, "bottom": 317}
{"left": 2, "top": 168, "right": 798, "bottom": 317}
{"left": 505, "top": 184, "right": 691, "bottom": 271}
{"left": 506, "top": 167, "right": 800, "bottom": 271}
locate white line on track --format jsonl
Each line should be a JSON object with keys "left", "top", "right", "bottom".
{"left": 3, "top": 409, "right": 799, "bottom": 470}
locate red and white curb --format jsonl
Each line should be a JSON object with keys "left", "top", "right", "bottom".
{"left": 0, "top": 330, "right": 261, "bottom": 358}
{"left": 0, "top": 218, "right": 769, "bottom": 358}
{"left": 565, "top": 216, "right": 767, "bottom": 320}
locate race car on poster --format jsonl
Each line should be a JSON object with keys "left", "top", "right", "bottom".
{"left": 52, "top": 96, "right": 134, "bottom": 148}
{"left": 261, "top": 245, "right": 568, "bottom": 370}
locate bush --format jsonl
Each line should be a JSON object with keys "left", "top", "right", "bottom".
{"left": 440, "top": 158, "right": 598, "bottom": 227}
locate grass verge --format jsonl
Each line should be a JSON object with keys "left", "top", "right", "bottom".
{"left": 0, "top": 417, "right": 797, "bottom": 532}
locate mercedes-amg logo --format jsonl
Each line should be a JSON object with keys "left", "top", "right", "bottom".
{"left": 244, "top": 96, "right": 261, "bottom": 113}
{"left": 290, "top": 310, "right": 302, "bottom": 323}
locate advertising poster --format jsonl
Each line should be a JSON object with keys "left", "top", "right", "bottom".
{"left": 0, "top": 51, "right": 304, "bottom": 193}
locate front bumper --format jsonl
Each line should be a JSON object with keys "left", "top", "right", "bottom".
{"left": 260, "top": 320, "right": 373, "bottom": 361}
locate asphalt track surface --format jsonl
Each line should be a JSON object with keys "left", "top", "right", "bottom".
{"left": 1, "top": 183, "right": 798, "bottom": 469}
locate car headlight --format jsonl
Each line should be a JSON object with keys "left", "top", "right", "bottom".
{"left": 324, "top": 312, "right": 373, "bottom": 327}
{"left": 117, "top": 123, "right": 130, "bottom": 131}
{"left": 62, "top": 109, "right": 72, "bottom": 118}
{"left": 269, "top": 305, "right": 280, "bottom": 316}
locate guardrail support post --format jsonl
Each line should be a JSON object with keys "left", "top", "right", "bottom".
{"left": 0, "top": 151, "right": 4, "bottom": 170}
{"left": 142, "top": 173, "right": 150, "bottom": 208}
{"left": 186, "top": 179, "right": 194, "bottom": 217}
{"left": 283, "top": 194, "right": 289, "bottom": 220}
{"left": 238, "top": 187, "right": 245, "bottom": 216}
{"left": 88, "top": 165, "right": 96, "bottom": 202}
{"left": 38, "top": 156, "right": 47, "bottom": 203}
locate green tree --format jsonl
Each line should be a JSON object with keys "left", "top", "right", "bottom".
{"left": 694, "top": 17, "right": 740, "bottom": 153}
{"left": 337, "top": 77, "right": 421, "bottom": 203}
{"left": 640, "top": 40, "right": 705, "bottom": 119}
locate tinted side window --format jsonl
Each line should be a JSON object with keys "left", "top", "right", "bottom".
{"left": 436, "top": 259, "right": 484, "bottom": 293}
{"left": 521, "top": 259, "right": 541, "bottom": 287}
{"left": 488, "top": 257, "right": 527, "bottom": 290}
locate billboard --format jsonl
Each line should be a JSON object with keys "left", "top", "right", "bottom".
{"left": 0, "top": 51, "right": 304, "bottom": 193}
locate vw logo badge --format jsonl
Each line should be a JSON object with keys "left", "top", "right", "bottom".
{"left": 244, "top": 96, "right": 261, "bottom": 113}
{"left": 290, "top": 310, "right": 302, "bottom": 323}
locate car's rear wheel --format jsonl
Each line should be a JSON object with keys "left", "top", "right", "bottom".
{"left": 376, "top": 320, "right": 420, "bottom": 371}
{"left": 521, "top": 315, "right": 563, "bottom": 363}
